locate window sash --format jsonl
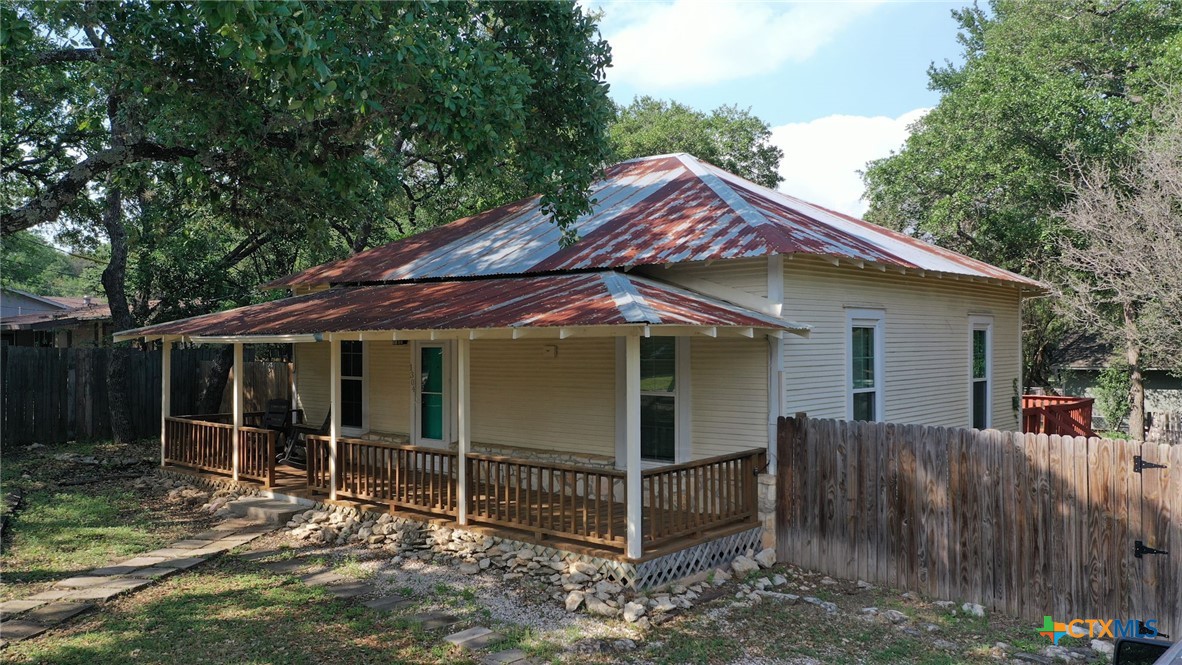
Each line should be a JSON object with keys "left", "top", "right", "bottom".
{"left": 640, "top": 336, "right": 677, "bottom": 462}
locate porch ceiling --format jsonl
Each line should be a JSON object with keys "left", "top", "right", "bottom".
{"left": 115, "top": 271, "right": 810, "bottom": 343}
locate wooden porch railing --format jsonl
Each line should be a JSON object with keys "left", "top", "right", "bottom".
{"left": 1022, "top": 395, "right": 1097, "bottom": 437}
{"left": 466, "top": 453, "right": 626, "bottom": 548}
{"left": 164, "top": 416, "right": 233, "bottom": 474}
{"left": 174, "top": 412, "right": 266, "bottom": 427}
{"left": 642, "top": 448, "right": 765, "bottom": 548}
{"left": 168, "top": 422, "right": 763, "bottom": 555}
{"left": 304, "top": 436, "right": 459, "bottom": 515}
{"left": 237, "top": 426, "right": 278, "bottom": 487}
{"left": 163, "top": 415, "right": 277, "bottom": 485}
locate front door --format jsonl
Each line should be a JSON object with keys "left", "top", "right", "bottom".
{"left": 417, "top": 344, "right": 447, "bottom": 443}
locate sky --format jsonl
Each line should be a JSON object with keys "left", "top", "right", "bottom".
{"left": 591, "top": 0, "right": 969, "bottom": 216}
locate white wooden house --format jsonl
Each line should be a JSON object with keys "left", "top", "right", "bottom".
{"left": 117, "top": 154, "right": 1039, "bottom": 587}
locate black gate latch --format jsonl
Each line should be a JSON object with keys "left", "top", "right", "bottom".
{"left": 1134, "top": 540, "right": 1169, "bottom": 558}
{"left": 1133, "top": 456, "right": 1167, "bottom": 473}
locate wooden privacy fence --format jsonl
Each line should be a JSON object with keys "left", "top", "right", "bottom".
{"left": 0, "top": 345, "right": 290, "bottom": 445}
{"left": 776, "top": 415, "right": 1181, "bottom": 636}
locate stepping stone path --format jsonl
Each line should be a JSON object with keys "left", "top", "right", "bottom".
{"left": 0, "top": 501, "right": 284, "bottom": 648}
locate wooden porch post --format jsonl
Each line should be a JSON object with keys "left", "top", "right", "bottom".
{"left": 329, "top": 336, "right": 340, "bottom": 500}
{"left": 457, "top": 336, "right": 471, "bottom": 525}
{"left": 232, "top": 342, "right": 243, "bottom": 481}
{"left": 625, "top": 334, "right": 643, "bottom": 559}
{"left": 160, "top": 338, "right": 171, "bottom": 467}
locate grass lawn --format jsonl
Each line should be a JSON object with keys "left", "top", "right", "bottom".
{"left": 0, "top": 439, "right": 212, "bottom": 600}
{"left": 1, "top": 556, "right": 473, "bottom": 665}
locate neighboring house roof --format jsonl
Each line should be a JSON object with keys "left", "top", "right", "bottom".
{"left": 0, "top": 291, "right": 110, "bottom": 331}
{"left": 266, "top": 153, "right": 1040, "bottom": 290}
{"left": 0, "top": 303, "right": 111, "bottom": 331}
{"left": 115, "top": 272, "right": 808, "bottom": 342}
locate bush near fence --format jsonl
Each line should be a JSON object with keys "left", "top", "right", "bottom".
{"left": 776, "top": 414, "right": 1181, "bottom": 636}
{"left": 1, "top": 345, "right": 290, "bottom": 445}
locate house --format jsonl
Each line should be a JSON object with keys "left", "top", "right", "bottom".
{"left": 0, "top": 288, "right": 112, "bottom": 347}
{"left": 115, "top": 154, "right": 1040, "bottom": 587}
{"left": 1050, "top": 333, "right": 1182, "bottom": 430}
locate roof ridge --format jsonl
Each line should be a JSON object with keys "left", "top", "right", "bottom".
{"left": 600, "top": 272, "right": 661, "bottom": 324}
{"left": 675, "top": 154, "right": 773, "bottom": 230}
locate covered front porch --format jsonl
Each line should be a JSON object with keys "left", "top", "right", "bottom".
{"left": 118, "top": 272, "right": 807, "bottom": 564}
{"left": 159, "top": 412, "right": 765, "bottom": 560}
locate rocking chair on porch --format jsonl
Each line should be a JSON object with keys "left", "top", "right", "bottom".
{"left": 278, "top": 410, "right": 329, "bottom": 470}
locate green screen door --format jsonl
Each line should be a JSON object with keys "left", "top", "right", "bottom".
{"left": 420, "top": 347, "right": 444, "bottom": 440}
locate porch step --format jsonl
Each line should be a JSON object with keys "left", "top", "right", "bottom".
{"left": 225, "top": 498, "right": 305, "bottom": 525}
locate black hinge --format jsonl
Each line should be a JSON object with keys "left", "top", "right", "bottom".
{"left": 1134, "top": 540, "right": 1169, "bottom": 558}
{"left": 1134, "top": 456, "right": 1167, "bottom": 473}
{"left": 1138, "top": 621, "right": 1170, "bottom": 640}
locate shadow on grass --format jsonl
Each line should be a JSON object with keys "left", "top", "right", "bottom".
{"left": 4, "top": 562, "right": 474, "bottom": 665}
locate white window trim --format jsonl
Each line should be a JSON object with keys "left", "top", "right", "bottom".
{"left": 411, "top": 340, "right": 453, "bottom": 446}
{"left": 845, "top": 308, "right": 885, "bottom": 423}
{"left": 340, "top": 340, "right": 368, "bottom": 437}
{"left": 616, "top": 336, "right": 691, "bottom": 469}
{"left": 969, "top": 315, "right": 994, "bottom": 430}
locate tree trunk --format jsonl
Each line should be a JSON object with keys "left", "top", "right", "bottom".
{"left": 101, "top": 187, "right": 137, "bottom": 443}
{"left": 197, "top": 346, "right": 234, "bottom": 414}
{"left": 1127, "top": 342, "right": 1145, "bottom": 441}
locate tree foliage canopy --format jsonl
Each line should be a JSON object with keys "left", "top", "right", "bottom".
{"left": 862, "top": 0, "right": 1182, "bottom": 276}
{"left": 608, "top": 96, "right": 783, "bottom": 188}
{"left": 1, "top": 0, "right": 614, "bottom": 245}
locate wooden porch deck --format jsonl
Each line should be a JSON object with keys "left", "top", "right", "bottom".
{"left": 161, "top": 415, "right": 765, "bottom": 561}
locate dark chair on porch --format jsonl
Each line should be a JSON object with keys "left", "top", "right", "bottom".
{"left": 279, "top": 410, "right": 329, "bottom": 470}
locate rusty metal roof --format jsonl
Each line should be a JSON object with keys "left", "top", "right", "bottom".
{"left": 116, "top": 272, "right": 808, "bottom": 341}
{"left": 267, "top": 153, "right": 1039, "bottom": 289}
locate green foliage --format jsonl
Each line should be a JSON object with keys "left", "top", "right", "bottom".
{"left": 1, "top": 0, "right": 615, "bottom": 323}
{"left": 609, "top": 96, "right": 784, "bottom": 188}
{"left": 1094, "top": 362, "right": 1132, "bottom": 430}
{"left": 862, "top": 0, "right": 1182, "bottom": 276}
{"left": 0, "top": 231, "right": 102, "bottom": 296}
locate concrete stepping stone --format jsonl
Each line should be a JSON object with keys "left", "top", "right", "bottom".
{"left": 155, "top": 556, "right": 206, "bottom": 570}
{"left": 0, "top": 600, "right": 45, "bottom": 617}
{"left": 116, "top": 556, "right": 168, "bottom": 568}
{"left": 445, "top": 626, "right": 493, "bottom": 647}
{"left": 225, "top": 498, "right": 305, "bottom": 525}
{"left": 55, "top": 575, "right": 114, "bottom": 589}
{"left": 482, "top": 649, "right": 528, "bottom": 664}
{"left": 61, "top": 587, "right": 128, "bottom": 602}
{"left": 461, "top": 631, "right": 505, "bottom": 650}
{"left": 190, "top": 529, "right": 226, "bottom": 540}
{"left": 170, "top": 539, "right": 215, "bottom": 549}
{"left": 0, "top": 619, "right": 47, "bottom": 642}
{"left": 23, "top": 602, "right": 92, "bottom": 625}
{"left": 300, "top": 570, "right": 347, "bottom": 587}
{"left": 95, "top": 578, "right": 151, "bottom": 591}
{"left": 407, "top": 612, "right": 461, "bottom": 630}
{"left": 322, "top": 581, "right": 374, "bottom": 599}
{"left": 25, "top": 589, "right": 73, "bottom": 602}
{"left": 238, "top": 548, "right": 288, "bottom": 562}
{"left": 89, "top": 563, "right": 144, "bottom": 576}
{"left": 124, "top": 566, "right": 178, "bottom": 580}
{"left": 363, "top": 596, "right": 412, "bottom": 611}
{"left": 143, "top": 548, "right": 197, "bottom": 558}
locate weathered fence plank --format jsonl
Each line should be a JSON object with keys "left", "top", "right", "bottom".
{"left": 776, "top": 415, "right": 1181, "bottom": 637}
{"left": 1, "top": 345, "right": 291, "bottom": 445}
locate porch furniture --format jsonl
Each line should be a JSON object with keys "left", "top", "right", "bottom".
{"left": 279, "top": 410, "right": 329, "bottom": 470}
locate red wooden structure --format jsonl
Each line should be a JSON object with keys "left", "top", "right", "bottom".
{"left": 1021, "top": 395, "right": 1097, "bottom": 437}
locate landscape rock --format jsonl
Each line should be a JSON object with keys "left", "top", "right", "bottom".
{"left": 622, "top": 601, "right": 646, "bottom": 623}
{"left": 1090, "top": 640, "right": 1113, "bottom": 656}
{"left": 753, "top": 548, "right": 776, "bottom": 568}
{"left": 564, "top": 590, "right": 585, "bottom": 612}
{"left": 584, "top": 595, "right": 621, "bottom": 618}
{"left": 961, "top": 602, "right": 986, "bottom": 617}
{"left": 731, "top": 556, "right": 760, "bottom": 575}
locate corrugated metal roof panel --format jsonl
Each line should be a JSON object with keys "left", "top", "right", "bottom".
{"left": 119, "top": 272, "right": 807, "bottom": 340}
{"left": 266, "top": 153, "right": 1040, "bottom": 289}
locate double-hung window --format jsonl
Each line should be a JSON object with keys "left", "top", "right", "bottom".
{"left": 970, "top": 317, "right": 992, "bottom": 429}
{"left": 640, "top": 337, "right": 677, "bottom": 462}
{"left": 340, "top": 340, "right": 364, "bottom": 431}
{"left": 847, "top": 310, "right": 884, "bottom": 422}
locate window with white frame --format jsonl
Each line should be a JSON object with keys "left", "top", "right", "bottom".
{"left": 640, "top": 336, "right": 677, "bottom": 462}
{"left": 847, "top": 310, "right": 884, "bottom": 422}
{"left": 970, "top": 317, "right": 992, "bottom": 429}
{"left": 340, "top": 340, "right": 364, "bottom": 430}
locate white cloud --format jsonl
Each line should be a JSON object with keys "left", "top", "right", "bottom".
{"left": 770, "top": 108, "right": 928, "bottom": 217}
{"left": 597, "top": 0, "right": 882, "bottom": 89}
